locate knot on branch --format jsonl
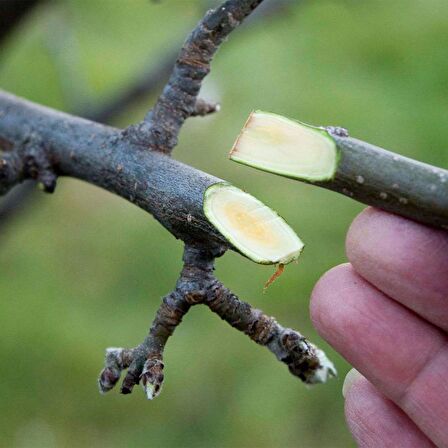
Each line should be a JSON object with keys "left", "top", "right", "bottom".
{"left": 326, "top": 126, "right": 349, "bottom": 138}
{"left": 21, "top": 134, "right": 57, "bottom": 193}
{"left": 190, "top": 98, "right": 220, "bottom": 117}
{"left": 0, "top": 133, "right": 57, "bottom": 194}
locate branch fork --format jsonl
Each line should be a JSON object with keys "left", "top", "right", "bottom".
{"left": 98, "top": 246, "right": 336, "bottom": 400}
{"left": 0, "top": 0, "right": 337, "bottom": 401}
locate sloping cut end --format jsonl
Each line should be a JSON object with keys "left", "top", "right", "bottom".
{"left": 230, "top": 111, "right": 338, "bottom": 182}
{"left": 204, "top": 183, "right": 304, "bottom": 265}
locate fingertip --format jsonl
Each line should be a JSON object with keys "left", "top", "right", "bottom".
{"left": 342, "top": 368, "right": 364, "bottom": 398}
{"left": 310, "top": 263, "right": 354, "bottom": 338}
{"left": 345, "top": 207, "right": 448, "bottom": 331}
{"left": 344, "top": 375, "right": 435, "bottom": 448}
{"left": 345, "top": 207, "right": 388, "bottom": 264}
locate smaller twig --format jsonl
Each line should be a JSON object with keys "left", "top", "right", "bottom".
{"left": 135, "top": 0, "right": 265, "bottom": 153}
{"left": 98, "top": 246, "right": 217, "bottom": 399}
{"left": 98, "top": 347, "right": 134, "bottom": 393}
{"left": 99, "top": 243, "right": 335, "bottom": 400}
{"left": 206, "top": 281, "right": 336, "bottom": 384}
{"left": 98, "top": 289, "right": 191, "bottom": 399}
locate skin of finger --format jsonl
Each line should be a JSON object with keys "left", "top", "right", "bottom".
{"left": 344, "top": 370, "right": 434, "bottom": 448}
{"left": 310, "top": 264, "right": 448, "bottom": 447}
{"left": 346, "top": 208, "right": 448, "bottom": 331}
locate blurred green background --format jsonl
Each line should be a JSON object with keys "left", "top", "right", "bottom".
{"left": 1, "top": 0, "right": 447, "bottom": 446}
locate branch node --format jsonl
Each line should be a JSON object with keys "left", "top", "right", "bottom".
{"left": 20, "top": 134, "right": 58, "bottom": 193}
{"left": 325, "top": 125, "right": 349, "bottom": 138}
{"left": 190, "top": 98, "right": 220, "bottom": 117}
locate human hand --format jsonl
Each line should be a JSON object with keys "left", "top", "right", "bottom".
{"left": 311, "top": 208, "right": 448, "bottom": 447}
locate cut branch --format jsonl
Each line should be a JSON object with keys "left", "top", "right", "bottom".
{"left": 231, "top": 111, "right": 448, "bottom": 229}
{"left": 0, "top": 90, "right": 227, "bottom": 249}
{"left": 0, "top": 91, "right": 303, "bottom": 264}
{"left": 0, "top": 0, "right": 336, "bottom": 401}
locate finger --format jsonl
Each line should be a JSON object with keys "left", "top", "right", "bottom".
{"left": 346, "top": 208, "right": 448, "bottom": 331}
{"left": 310, "top": 264, "right": 448, "bottom": 447}
{"left": 343, "top": 369, "right": 434, "bottom": 448}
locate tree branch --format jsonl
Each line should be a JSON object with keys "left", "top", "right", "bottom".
{"left": 98, "top": 246, "right": 335, "bottom": 399}
{"left": 134, "top": 0, "right": 264, "bottom": 153}
{"left": 0, "top": 0, "right": 336, "bottom": 400}
{"left": 318, "top": 128, "right": 448, "bottom": 229}
{"left": 231, "top": 112, "right": 448, "bottom": 229}
{"left": 206, "top": 280, "right": 335, "bottom": 384}
{"left": 0, "top": 0, "right": 296, "bottom": 231}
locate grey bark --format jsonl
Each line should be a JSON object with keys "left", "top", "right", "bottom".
{"left": 0, "top": 91, "right": 228, "bottom": 249}
{"left": 0, "top": 0, "right": 336, "bottom": 399}
{"left": 319, "top": 129, "right": 448, "bottom": 229}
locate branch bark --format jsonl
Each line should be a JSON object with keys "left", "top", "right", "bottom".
{"left": 0, "top": 0, "right": 336, "bottom": 400}
{"left": 0, "top": 91, "right": 228, "bottom": 248}
{"left": 0, "top": 0, "right": 297, "bottom": 230}
{"left": 136, "top": 0, "right": 264, "bottom": 153}
{"left": 319, "top": 128, "right": 448, "bottom": 229}
{"left": 99, "top": 246, "right": 335, "bottom": 399}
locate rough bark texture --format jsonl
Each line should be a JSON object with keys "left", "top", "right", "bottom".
{"left": 99, "top": 247, "right": 335, "bottom": 399}
{"left": 0, "top": 51, "right": 177, "bottom": 230}
{"left": 0, "top": 91, "right": 234, "bottom": 248}
{"left": 0, "top": 0, "right": 336, "bottom": 399}
{"left": 320, "top": 128, "right": 448, "bottom": 229}
{"left": 136, "top": 0, "right": 264, "bottom": 153}
{"left": 0, "top": 0, "right": 297, "bottom": 231}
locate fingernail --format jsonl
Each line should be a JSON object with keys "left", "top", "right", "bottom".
{"left": 342, "top": 368, "right": 362, "bottom": 398}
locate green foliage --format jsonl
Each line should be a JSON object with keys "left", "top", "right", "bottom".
{"left": 1, "top": 0, "right": 447, "bottom": 446}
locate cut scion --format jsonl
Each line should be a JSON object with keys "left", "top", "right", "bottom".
{"left": 230, "top": 111, "right": 339, "bottom": 182}
{"left": 204, "top": 183, "right": 304, "bottom": 265}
